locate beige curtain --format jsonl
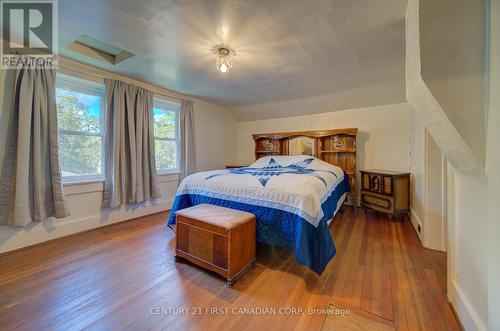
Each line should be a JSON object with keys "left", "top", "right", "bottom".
{"left": 103, "top": 79, "right": 160, "bottom": 208}
{"left": 179, "top": 100, "right": 196, "bottom": 179}
{"left": 0, "top": 66, "right": 69, "bottom": 227}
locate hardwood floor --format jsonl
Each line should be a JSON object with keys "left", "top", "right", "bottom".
{"left": 0, "top": 207, "right": 461, "bottom": 331}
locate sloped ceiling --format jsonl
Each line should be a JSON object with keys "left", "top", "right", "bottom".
{"left": 59, "top": 0, "right": 408, "bottom": 120}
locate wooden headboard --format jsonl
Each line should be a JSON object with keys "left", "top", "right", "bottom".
{"left": 252, "top": 128, "right": 358, "bottom": 204}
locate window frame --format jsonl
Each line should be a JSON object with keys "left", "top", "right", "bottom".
{"left": 153, "top": 96, "right": 180, "bottom": 174}
{"left": 56, "top": 74, "right": 106, "bottom": 183}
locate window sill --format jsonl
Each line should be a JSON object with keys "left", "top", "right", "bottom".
{"left": 63, "top": 173, "right": 179, "bottom": 196}
{"left": 63, "top": 172, "right": 178, "bottom": 186}
{"left": 63, "top": 178, "right": 104, "bottom": 186}
{"left": 157, "top": 169, "right": 180, "bottom": 176}
{"left": 63, "top": 180, "right": 104, "bottom": 196}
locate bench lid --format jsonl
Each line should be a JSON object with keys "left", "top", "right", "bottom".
{"left": 174, "top": 204, "right": 255, "bottom": 230}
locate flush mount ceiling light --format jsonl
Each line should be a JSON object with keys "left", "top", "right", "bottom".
{"left": 214, "top": 45, "right": 236, "bottom": 74}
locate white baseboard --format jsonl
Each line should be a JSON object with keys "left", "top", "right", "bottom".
{"left": 0, "top": 198, "right": 173, "bottom": 254}
{"left": 411, "top": 210, "right": 486, "bottom": 331}
{"left": 449, "top": 281, "right": 487, "bottom": 331}
{"left": 410, "top": 208, "right": 423, "bottom": 241}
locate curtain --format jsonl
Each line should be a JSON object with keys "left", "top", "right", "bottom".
{"left": 179, "top": 100, "right": 196, "bottom": 180}
{"left": 0, "top": 66, "right": 69, "bottom": 227}
{"left": 103, "top": 79, "right": 160, "bottom": 208}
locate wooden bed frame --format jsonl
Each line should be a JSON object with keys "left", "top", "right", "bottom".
{"left": 252, "top": 128, "right": 358, "bottom": 205}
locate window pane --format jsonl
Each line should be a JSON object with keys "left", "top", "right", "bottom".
{"left": 155, "top": 140, "right": 176, "bottom": 170}
{"left": 56, "top": 89, "right": 101, "bottom": 133}
{"left": 153, "top": 109, "right": 176, "bottom": 139}
{"left": 59, "top": 134, "right": 102, "bottom": 176}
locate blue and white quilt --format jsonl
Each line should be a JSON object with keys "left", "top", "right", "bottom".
{"left": 168, "top": 155, "right": 350, "bottom": 274}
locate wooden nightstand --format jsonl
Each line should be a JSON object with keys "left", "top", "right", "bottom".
{"left": 360, "top": 170, "right": 410, "bottom": 220}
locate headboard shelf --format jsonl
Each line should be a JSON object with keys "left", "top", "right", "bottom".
{"left": 320, "top": 149, "right": 356, "bottom": 153}
{"left": 252, "top": 128, "right": 358, "bottom": 140}
{"left": 252, "top": 128, "right": 358, "bottom": 205}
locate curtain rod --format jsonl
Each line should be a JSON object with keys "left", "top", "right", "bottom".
{"left": 58, "top": 57, "right": 192, "bottom": 103}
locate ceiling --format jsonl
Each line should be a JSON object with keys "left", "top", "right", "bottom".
{"left": 59, "top": 0, "right": 408, "bottom": 120}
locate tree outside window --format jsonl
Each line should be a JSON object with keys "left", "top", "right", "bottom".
{"left": 56, "top": 75, "right": 105, "bottom": 181}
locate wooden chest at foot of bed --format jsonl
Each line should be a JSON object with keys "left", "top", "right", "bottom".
{"left": 175, "top": 204, "right": 256, "bottom": 285}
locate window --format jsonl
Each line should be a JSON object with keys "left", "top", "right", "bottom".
{"left": 153, "top": 97, "right": 180, "bottom": 173}
{"left": 56, "top": 74, "right": 105, "bottom": 181}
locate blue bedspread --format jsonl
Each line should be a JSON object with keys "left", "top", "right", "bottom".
{"left": 168, "top": 157, "right": 350, "bottom": 274}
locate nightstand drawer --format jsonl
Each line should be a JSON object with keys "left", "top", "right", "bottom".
{"left": 361, "top": 192, "right": 394, "bottom": 214}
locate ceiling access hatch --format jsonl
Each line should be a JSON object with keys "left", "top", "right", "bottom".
{"left": 66, "top": 35, "right": 135, "bottom": 65}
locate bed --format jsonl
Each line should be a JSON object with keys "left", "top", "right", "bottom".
{"left": 168, "top": 129, "right": 358, "bottom": 274}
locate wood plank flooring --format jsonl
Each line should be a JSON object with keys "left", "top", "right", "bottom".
{"left": 322, "top": 304, "right": 395, "bottom": 331}
{"left": 0, "top": 207, "right": 462, "bottom": 330}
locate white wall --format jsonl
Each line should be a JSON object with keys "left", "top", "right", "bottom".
{"left": 487, "top": 1, "right": 500, "bottom": 330}
{"left": 194, "top": 98, "right": 236, "bottom": 171}
{"left": 236, "top": 102, "right": 411, "bottom": 200}
{"left": 0, "top": 58, "right": 237, "bottom": 254}
{"left": 423, "top": 130, "right": 446, "bottom": 251}
{"left": 439, "top": 3, "right": 500, "bottom": 330}
{"left": 409, "top": 106, "right": 425, "bottom": 237}
{"left": 409, "top": 107, "right": 447, "bottom": 251}
{"left": 448, "top": 167, "right": 488, "bottom": 331}
{"left": 419, "top": 0, "right": 487, "bottom": 166}
{"left": 406, "top": 0, "right": 493, "bottom": 329}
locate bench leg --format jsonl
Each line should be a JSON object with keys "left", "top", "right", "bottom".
{"left": 226, "top": 260, "right": 256, "bottom": 287}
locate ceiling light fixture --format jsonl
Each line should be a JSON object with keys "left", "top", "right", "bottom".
{"left": 215, "top": 46, "right": 236, "bottom": 74}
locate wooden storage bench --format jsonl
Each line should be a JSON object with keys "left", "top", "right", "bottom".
{"left": 175, "top": 204, "right": 256, "bottom": 285}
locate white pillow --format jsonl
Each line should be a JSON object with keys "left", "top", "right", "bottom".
{"left": 250, "top": 155, "right": 315, "bottom": 168}
{"left": 249, "top": 156, "right": 344, "bottom": 178}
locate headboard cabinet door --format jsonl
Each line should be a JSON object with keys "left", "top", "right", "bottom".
{"left": 255, "top": 138, "right": 281, "bottom": 158}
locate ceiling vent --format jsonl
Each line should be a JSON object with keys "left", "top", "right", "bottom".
{"left": 66, "top": 35, "right": 134, "bottom": 65}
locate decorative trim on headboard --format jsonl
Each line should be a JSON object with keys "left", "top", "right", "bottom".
{"left": 252, "top": 128, "right": 358, "bottom": 205}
